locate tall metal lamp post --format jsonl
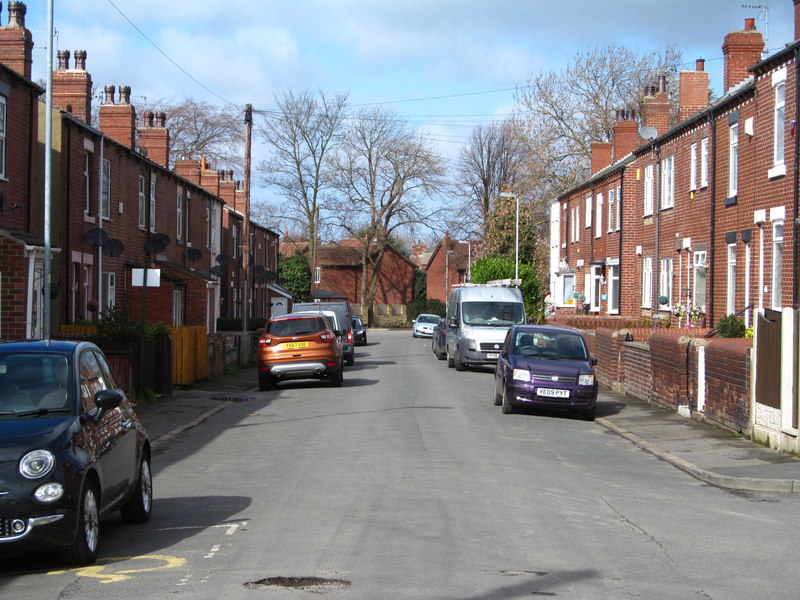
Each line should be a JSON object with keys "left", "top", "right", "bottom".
{"left": 458, "top": 240, "right": 471, "bottom": 282}
{"left": 499, "top": 192, "right": 519, "bottom": 280}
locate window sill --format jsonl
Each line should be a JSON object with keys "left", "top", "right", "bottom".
{"left": 768, "top": 164, "right": 786, "bottom": 179}
{"left": 724, "top": 195, "right": 738, "bottom": 206}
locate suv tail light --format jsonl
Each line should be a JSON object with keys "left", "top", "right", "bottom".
{"left": 347, "top": 329, "right": 353, "bottom": 344}
{"left": 319, "top": 331, "right": 336, "bottom": 343}
{"left": 258, "top": 337, "right": 274, "bottom": 347}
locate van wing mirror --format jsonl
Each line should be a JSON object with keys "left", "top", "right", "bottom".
{"left": 448, "top": 317, "right": 458, "bottom": 328}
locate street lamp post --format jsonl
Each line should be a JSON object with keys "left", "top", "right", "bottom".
{"left": 458, "top": 240, "right": 471, "bottom": 282}
{"left": 499, "top": 192, "right": 519, "bottom": 280}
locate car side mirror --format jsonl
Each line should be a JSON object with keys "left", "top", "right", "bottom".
{"left": 334, "top": 329, "right": 342, "bottom": 337}
{"left": 591, "top": 357, "right": 598, "bottom": 366}
{"left": 95, "top": 389, "right": 124, "bottom": 411}
{"left": 500, "top": 350, "right": 509, "bottom": 359}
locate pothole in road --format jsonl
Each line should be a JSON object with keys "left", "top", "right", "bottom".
{"left": 245, "top": 576, "right": 352, "bottom": 592}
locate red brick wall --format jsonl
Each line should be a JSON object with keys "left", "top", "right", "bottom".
{"left": 621, "top": 342, "right": 652, "bottom": 403}
{"left": 649, "top": 331, "right": 690, "bottom": 410}
{"left": 702, "top": 338, "right": 752, "bottom": 433}
{"left": 593, "top": 327, "right": 624, "bottom": 388}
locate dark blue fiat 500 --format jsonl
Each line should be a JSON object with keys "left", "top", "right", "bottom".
{"left": 493, "top": 325, "right": 598, "bottom": 420}
{"left": 0, "top": 340, "right": 152, "bottom": 564}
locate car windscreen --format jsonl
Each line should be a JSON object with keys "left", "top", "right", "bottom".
{"left": 268, "top": 317, "right": 326, "bottom": 337}
{"left": 0, "top": 353, "right": 71, "bottom": 413}
{"left": 462, "top": 302, "right": 524, "bottom": 326}
{"left": 417, "top": 315, "right": 439, "bottom": 324}
{"left": 513, "top": 331, "right": 588, "bottom": 360}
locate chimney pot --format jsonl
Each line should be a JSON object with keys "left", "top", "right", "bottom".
{"left": 156, "top": 112, "right": 166, "bottom": 127}
{"left": 7, "top": 2, "right": 25, "bottom": 28}
{"left": 103, "top": 85, "right": 116, "bottom": 105}
{"left": 119, "top": 85, "right": 131, "bottom": 104}
{"left": 74, "top": 50, "right": 86, "bottom": 70}
{"left": 744, "top": 17, "right": 755, "bottom": 31}
{"left": 57, "top": 50, "right": 69, "bottom": 70}
{"left": 144, "top": 111, "right": 154, "bottom": 127}
{"left": 695, "top": 58, "right": 705, "bottom": 71}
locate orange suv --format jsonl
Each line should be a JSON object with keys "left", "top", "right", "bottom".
{"left": 256, "top": 312, "right": 343, "bottom": 390}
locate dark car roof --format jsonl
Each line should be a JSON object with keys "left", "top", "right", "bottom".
{"left": 511, "top": 324, "right": 582, "bottom": 335}
{"left": 0, "top": 340, "right": 88, "bottom": 353}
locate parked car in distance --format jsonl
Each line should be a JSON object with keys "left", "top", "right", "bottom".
{"left": 292, "top": 301, "right": 354, "bottom": 366}
{"left": 493, "top": 324, "right": 597, "bottom": 420}
{"left": 352, "top": 316, "right": 367, "bottom": 346}
{"left": 412, "top": 314, "right": 440, "bottom": 338}
{"left": 256, "top": 312, "right": 343, "bottom": 390}
{"left": 0, "top": 340, "right": 152, "bottom": 565}
{"left": 431, "top": 318, "right": 447, "bottom": 360}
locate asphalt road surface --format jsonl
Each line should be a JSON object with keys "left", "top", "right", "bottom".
{"left": 2, "top": 329, "right": 799, "bottom": 599}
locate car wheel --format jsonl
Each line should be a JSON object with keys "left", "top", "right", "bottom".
{"left": 453, "top": 349, "right": 467, "bottom": 371}
{"left": 330, "top": 367, "right": 343, "bottom": 387}
{"left": 582, "top": 406, "right": 596, "bottom": 421}
{"left": 121, "top": 455, "right": 153, "bottom": 524}
{"left": 501, "top": 386, "right": 514, "bottom": 414}
{"left": 493, "top": 382, "right": 502, "bottom": 406}
{"left": 258, "top": 371, "right": 275, "bottom": 391}
{"left": 446, "top": 348, "right": 454, "bottom": 368}
{"left": 346, "top": 354, "right": 354, "bottom": 367}
{"left": 63, "top": 481, "right": 100, "bottom": 565}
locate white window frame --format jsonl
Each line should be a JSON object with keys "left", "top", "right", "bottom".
{"left": 173, "top": 288, "right": 184, "bottom": 326}
{"left": 102, "top": 272, "right": 116, "bottom": 311}
{"left": 616, "top": 186, "right": 621, "bottom": 231}
{"left": 659, "top": 257, "right": 673, "bottom": 310}
{"left": 772, "top": 220, "right": 783, "bottom": 309}
{"left": 232, "top": 223, "right": 239, "bottom": 259}
{"left": 0, "top": 95, "right": 7, "bottom": 179}
{"left": 594, "top": 193, "right": 603, "bottom": 238}
{"left": 700, "top": 137, "right": 709, "bottom": 188}
{"left": 689, "top": 142, "right": 697, "bottom": 191}
{"left": 726, "top": 243, "right": 737, "bottom": 315}
{"left": 101, "top": 158, "right": 111, "bottom": 219}
{"left": 176, "top": 191, "right": 184, "bottom": 241}
{"left": 693, "top": 251, "right": 707, "bottom": 311}
{"left": 770, "top": 70, "right": 787, "bottom": 179}
{"left": 314, "top": 266, "right": 321, "bottom": 284}
{"left": 729, "top": 122, "right": 739, "bottom": 198}
{"left": 643, "top": 164, "right": 654, "bottom": 216}
{"left": 661, "top": 155, "right": 675, "bottom": 209}
{"left": 608, "top": 264, "right": 620, "bottom": 314}
{"left": 560, "top": 273, "right": 575, "bottom": 306}
{"left": 607, "top": 188, "right": 615, "bottom": 233}
{"left": 584, "top": 196, "right": 592, "bottom": 228}
{"left": 84, "top": 152, "right": 92, "bottom": 214}
{"left": 590, "top": 265, "right": 603, "bottom": 311}
{"left": 149, "top": 179, "right": 156, "bottom": 233}
{"left": 138, "top": 175, "right": 146, "bottom": 229}
{"left": 642, "top": 256, "right": 653, "bottom": 309}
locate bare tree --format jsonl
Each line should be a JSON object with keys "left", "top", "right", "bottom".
{"left": 138, "top": 97, "right": 245, "bottom": 173}
{"left": 514, "top": 43, "right": 682, "bottom": 197}
{"left": 329, "top": 107, "right": 446, "bottom": 315}
{"left": 452, "top": 119, "right": 527, "bottom": 239}
{"left": 255, "top": 90, "right": 349, "bottom": 273}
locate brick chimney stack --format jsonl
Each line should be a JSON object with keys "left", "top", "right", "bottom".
{"left": 99, "top": 85, "right": 137, "bottom": 148}
{"left": 722, "top": 18, "right": 764, "bottom": 92}
{"left": 640, "top": 75, "right": 670, "bottom": 138}
{"left": 590, "top": 142, "right": 613, "bottom": 174}
{"left": 612, "top": 109, "right": 638, "bottom": 160}
{"left": 138, "top": 110, "right": 170, "bottom": 167}
{"left": 679, "top": 59, "right": 710, "bottom": 122}
{"left": 51, "top": 49, "right": 93, "bottom": 123}
{"left": 0, "top": 2, "right": 33, "bottom": 79}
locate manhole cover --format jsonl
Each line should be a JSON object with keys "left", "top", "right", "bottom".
{"left": 245, "top": 576, "right": 351, "bottom": 592}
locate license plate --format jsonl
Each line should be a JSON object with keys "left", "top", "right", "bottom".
{"left": 537, "top": 387, "right": 570, "bottom": 398}
{"left": 283, "top": 341, "right": 309, "bottom": 349}
{"left": 486, "top": 353, "right": 499, "bottom": 359}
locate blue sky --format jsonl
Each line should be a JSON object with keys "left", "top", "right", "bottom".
{"left": 23, "top": 0, "right": 795, "bottom": 202}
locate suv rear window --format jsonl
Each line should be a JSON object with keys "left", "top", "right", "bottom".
{"left": 268, "top": 317, "right": 326, "bottom": 337}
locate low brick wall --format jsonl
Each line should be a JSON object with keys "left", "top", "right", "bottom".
{"left": 702, "top": 339, "right": 752, "bottom": 433}
{"left": 649, "top": 331, "right": 690, "bottom": 411}
{"left": 593, "top": 328, "right": 624, "bottom": 389}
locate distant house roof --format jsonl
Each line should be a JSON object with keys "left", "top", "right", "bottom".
{"left": 311, "top": 288, "right": 349, "bottom": 300}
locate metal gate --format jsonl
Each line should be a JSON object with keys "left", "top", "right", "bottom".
{"left": 755, "top": 308, "right": 782, "bottom": 412}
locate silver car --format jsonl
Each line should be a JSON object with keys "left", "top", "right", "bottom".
{"left": 412, "top": 314, "right": 440, "bottom": 338}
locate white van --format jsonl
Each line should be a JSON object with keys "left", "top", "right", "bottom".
{"left": 445, "top": 281, "right": 525, "bottom": 371}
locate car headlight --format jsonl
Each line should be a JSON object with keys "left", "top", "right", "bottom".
{"left": 578, "top": 374, "right": 595, "bottom": 386}
{"left": 34, "top": 482, "right": 64, "bottom": 503}
{"left": 512, "top": 368, "right": 531, "bottom": 382}
{"left": 19, "top": 449, "right": 56, "bottom": 479}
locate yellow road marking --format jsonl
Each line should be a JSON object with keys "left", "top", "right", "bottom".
{"left": 48, "top": 554, "right": 186, "bottom": 583}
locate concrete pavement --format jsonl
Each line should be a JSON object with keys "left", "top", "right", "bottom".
{"left": 134, "top": 364, "right": 800, "bottom": 493}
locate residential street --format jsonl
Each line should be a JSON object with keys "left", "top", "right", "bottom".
{"left": 2, "top": 329, "right": 799, "bottom": 599}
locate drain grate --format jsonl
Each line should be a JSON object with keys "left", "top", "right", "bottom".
{"left": 245, "top": 576, "right": 351, "bottom": 592}
{"left": 212, "top": 395, "right": 252, "bottom": 403}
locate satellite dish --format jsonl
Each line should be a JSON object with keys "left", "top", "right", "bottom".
{"left": 84, "top": 227, "right": 109, "bottom": 248}
{"left": 638, "top": 125, "right": 658, "bottom": 141}
{"left": 215, "top": 253, "right": 232, "bottom": 265}
{"left": 145, "top": 237, "right": 166, "bottom": 253}
{"left": 210, "top": 265, "right": 224, "bottom": 277}
{"left": 102, "top": 239, "right": 125, "bottom": 257}
{"left": 254, "top": 265, "right": 266, "bottom": 276}
{"left": 265, "top": 270, "right": 278, "bottom": 282}
{"left": 187, "top": 248, "right": 203, "bottom": 262}
{"left": 152, "top": 232, "right": 171, "bottom": 247}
